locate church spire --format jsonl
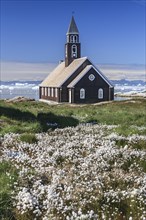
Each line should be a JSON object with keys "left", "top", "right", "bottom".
{"left": 65, "top": 16, "right": 81, "bottom": 67}
{"left": 67, "top": 16, "right": 79, "bottom": 34}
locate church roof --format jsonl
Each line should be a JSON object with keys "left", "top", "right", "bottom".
{"left": 67, "top": 16, "right": 79, "bottom": 34}
{"left": 67, "top": 65, "right": 92, "bottom": 88}
{"left": 40, "top": 57, "right": 87, "bottom": 87}
{"left": 67, "top": 64, "right": 113, "bottom": 88}
{"left": 40, "top": 57, "right": 113, "bottom": 88}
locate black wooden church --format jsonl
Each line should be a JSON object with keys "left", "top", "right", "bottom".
{"left": 39, "top": 16, "right": 114, "bottom": 103}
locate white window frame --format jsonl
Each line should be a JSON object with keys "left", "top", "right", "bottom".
{"left": 67, "top": 35, "right": 69, "bottom": 43}
{"left": 80, "top": 88, "right": 85, "bottom": 99}
{"left": 65, "top": 45, "right": 68, "bottom": 57}
{"left": 98, "top": 88, "right": 103, "bottom": 99}
{"left": 70, "top": 35, "right": 78, "bottom": 43}
{"left": 72, "top": 45, "right": 77, "bottom": 58}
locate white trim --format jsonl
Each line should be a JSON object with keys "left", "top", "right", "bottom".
{"left": 67, "top": 64, "right": 114, "bottom": 88}
{"left": 88, "top": 74, "right": 95, "bottom": 81}
{"left": 67, "top": 35, "right": 69, "bottom": 43}
{"left": 69, "top": 89, "right": 72, "bottom": 103}
{"left": 42, "top": 87, "right": 44, "bottom": 96}
{"left": 66, "top": 32, "right": 79, "bottom": 35}
{"left": 51, "top": 88, "right": 54, "bottom": 97}
{"left": 65, "top": 45, "right": 68, "bottom": 57}
{"left": 70, "top": 35, "right": 78, "bottom": 43}
{"left": 45, "top": 87, "right": 47, "bottom": 96}
{"left": 48, "top": 87, "right": 50, "bottom": 96}
{"left": 87, "top": 58, "right": 114, "bottom": 88}
{"left": 67, "top": 65, "right": 93, "bottom": 88}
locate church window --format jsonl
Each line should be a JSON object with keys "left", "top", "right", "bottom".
{"left": 55, "top": 88, "right": 58, "bottom": 97}
{"left": 74, "top": 35, "right": 78, "bottom": 43}
{"left": 98, "top": 88, "right": 103, "bottom": 99}
{"left": 45, "top": 87, "right": 47, "bottom": 96}
{"left": 48, "top": 87, "right": 50, "bottom": 96}
{"left": 80, "top": 88, "right": 85, "bottom": 99}
{"left": 70, "top": 35, "right": 74, "bottom": 43}
{"left": 72, "top": 45, "right": 77, "bottom": 58}
{"left": 89, "top": 74, "right": 95, "bottom": 81}
{"left": 41, "top": 87, "right": 44, "bottom": 96}
{"left": 70, "top": 35, "right": 78, "bottom": 43}
{"left": 51, "top": 88, "right": 54, "bottom": 97}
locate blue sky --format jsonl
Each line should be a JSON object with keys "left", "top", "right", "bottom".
{"left": 1, "top": 0, "right": 145, "bottom": 65}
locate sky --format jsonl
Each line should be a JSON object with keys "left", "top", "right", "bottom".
{"left": 0, "top": 0, "right": 146, "bottom": 81}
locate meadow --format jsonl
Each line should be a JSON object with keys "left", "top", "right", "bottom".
{"left": 0, "top": 99, "right": 146, "bottom": 220}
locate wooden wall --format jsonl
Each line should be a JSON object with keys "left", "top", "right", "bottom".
{"left": 72, "top": 68, "right": 114, "bottom": 103}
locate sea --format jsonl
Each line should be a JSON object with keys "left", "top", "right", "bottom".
{"left": 0, "top": 80, "right": 145, "bottom": 101}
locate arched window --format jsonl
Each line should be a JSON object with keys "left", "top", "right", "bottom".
{"left": 74, "top": 35, "right": 78, "bottom": 43}
{"left": 72, "top": 45, "right": 77, "bottom": 58}
{"left": 70, "top": 35, "right": 78, "bottom": 43}
{"left": 80, "top": 88, "right": 85, "bottom": 99}
{"left": 70, "top": 35, "right": 74, "bottom": 43}
{"left": 98, "top": 88, "right": 103, "bottom": 99}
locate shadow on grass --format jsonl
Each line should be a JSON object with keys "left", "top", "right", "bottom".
{"left": 37, "top": 112, "right": 79, "bottom": 131}
{"left": 0, "top": 106, "right": 79, "bottom": 132}
{"left": 0, "top": 106, "right": 36, "bottom": 121}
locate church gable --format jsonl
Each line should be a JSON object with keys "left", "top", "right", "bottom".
{"left": 67, "top": 65, "right": 114, "bottom": 103}
{"left": 67, "top": 65, "right": 113, "bottom": 88}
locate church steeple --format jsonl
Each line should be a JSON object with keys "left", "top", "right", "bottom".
{"left": 65, "top": 16, "right": 81, "bottom": 67}
{"left": 67, "top": 16, "right": 79, "bottom": 34}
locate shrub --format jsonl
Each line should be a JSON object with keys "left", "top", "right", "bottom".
{"left": 20, "top": 133, "right": 38, "bottom": 144}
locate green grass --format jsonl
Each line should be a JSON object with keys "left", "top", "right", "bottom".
{"left": 0, "top": 161, "right": 18, "bottom": 220}
{"left": 20, "top": 133, "right": 38, "bottom": 144}
{"left": 0, "top": 99, "right": 146, "bottom": 135}
{"left": 0, "top": 98, "right": 146, "bottom": 220}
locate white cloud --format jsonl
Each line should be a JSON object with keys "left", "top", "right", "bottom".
{"left": 0, "top": 61, "right": 57, "bottom": 81}
{"left": 0, "top": 61, "right": 145, "bottom": 81}
{"left": 97, "top": 64, "right": 146, "bottom": 80}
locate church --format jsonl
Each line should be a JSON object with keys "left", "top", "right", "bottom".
{"left": 39, "top": 16, "right": 114, "bottom": 103}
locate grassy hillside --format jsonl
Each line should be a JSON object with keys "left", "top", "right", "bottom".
{"left": 0, "top": 99, "right": 146, "bottom": 136}
{"left": 0, "top": 99, "right": 146, "bottom": 220}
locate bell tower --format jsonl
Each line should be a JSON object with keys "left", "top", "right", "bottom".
{"left": 65, "top": 16, "right": 81, "bottom": 67}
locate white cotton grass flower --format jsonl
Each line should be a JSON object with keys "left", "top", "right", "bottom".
{"left": 1, "top": 124, "right": 146, "bottom": 219}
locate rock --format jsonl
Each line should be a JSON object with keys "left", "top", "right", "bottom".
{"left": 6, "top": 96, "right": 35, "bottom": 103}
